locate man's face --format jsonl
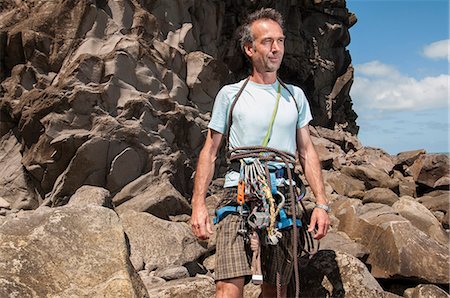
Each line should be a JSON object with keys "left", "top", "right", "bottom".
{"left": 245, "top": 19, "right": 285, "bottom": 73}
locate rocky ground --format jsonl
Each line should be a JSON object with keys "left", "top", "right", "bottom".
{"left": 0, "top": 0, "right": 448, "bottom": 297}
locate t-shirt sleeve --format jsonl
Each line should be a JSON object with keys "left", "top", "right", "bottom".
{"left": 295, "top": 88, "right": 313, "bottom": 128}
{"left": 208, "top": 86, "right": 231, "bottom": 134}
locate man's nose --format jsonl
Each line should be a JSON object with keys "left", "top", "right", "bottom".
{"left": 271, "top": 40, "right": 283, "bottom": 51}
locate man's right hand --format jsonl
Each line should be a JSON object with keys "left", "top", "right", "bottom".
{"left": 190, "top": 129, "right": 222, "bottom": 240}
{"left": 191, "top": 203, "right": 213, "bottom": 240}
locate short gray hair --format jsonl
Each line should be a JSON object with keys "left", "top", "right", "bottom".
{"left": 238, "top": 8, "right": 284, "bottom": 53}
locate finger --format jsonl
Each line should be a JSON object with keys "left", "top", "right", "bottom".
{"left": 324, "top": 220, "right": 329, "bottom": 235}
{"left": 197, "top": 223, "right": 206, "bottom": 238}
{"left": 308, "top": 214, "right": 317, "bottom": 232}
{"left": 191, "top": 223, "right": 200, "bottom": 237}
{"left": 206, "top": 218, "right": 213, "bottom": 234}
{"left": 314, "top": 221, "right": 326, "bottom": 239}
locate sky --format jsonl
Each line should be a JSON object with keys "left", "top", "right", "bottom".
{"left": 346, "top": 0, "right": 449, "bottom": 155}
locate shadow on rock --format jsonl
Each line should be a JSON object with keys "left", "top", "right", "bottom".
{"left": 288, "top": 250, "right": 345, "bottom": 298}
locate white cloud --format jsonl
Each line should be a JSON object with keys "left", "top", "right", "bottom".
{"left": 351, "top": 61, "right": 449, "bottom": 111}
{"left": 422, "top": 39, "right": 450, "bottom": 62}
{"left": 356, "top": 60, "right": 401, "bottom": 78}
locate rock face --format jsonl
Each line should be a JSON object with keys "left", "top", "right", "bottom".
{"left": 0, "top": 1, "right": 449, "bottom": 297}
{"left": 0, "top": 205, "right": 148, "bottom": 297}
{"left": 119, "top": 210, "right": 207, "bottom": 271}
{"left": 335, "top": 202, "right": 449, "bottom": 284}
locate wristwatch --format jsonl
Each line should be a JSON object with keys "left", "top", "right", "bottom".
{"left": 314, "top": 204, "right": 331, "bottom": 213}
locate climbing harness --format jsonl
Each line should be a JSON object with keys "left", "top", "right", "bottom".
{"left": 213, "top": 77, "right": 318, "bottom": 297}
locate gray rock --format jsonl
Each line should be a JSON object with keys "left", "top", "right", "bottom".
{"left": 244, "top": 282, "right": 262, "bottom": 298}
{"left": 324, "top": 171, "right": 366, "bottom": 197}
{"left": 154, "top": 265, "right": 190, "bottom": 281}
{"left": 67, "top": 185, "right": 112, "bottom": 208}
{"left": 311, "top": 135, "right": 346, "bottom": 170}
{"left": 393, "top": 197, "right": 449, "bottom": 246}
{"left": 418, "top": 190, "right": 449, "bottom": 213}
{"left": 394, "top": 149, "right": 426, "bottom": 170}
{"left": 319, "top": 231, "right": 369, "bottom": 259}
{"left": 335, "top": 203, "right": 449, "bottom": 284}
{"left": 362, "top": 187, "right": 399, "bottom": 206}
{"left": 0, "top": 197, "right": 11, "bottom": 209}
{"left": 408, "top": 154, "right": 449, "bottom": 188}
{"left": 314, "top": 126, "right": 362, "bottom": 153}
{"left": 0, "top": 130, "right": 39, "bottom": 209}
{"left": 404, "top": 284, "right": 450, "bottom": 298}
{"left": 341, "top": 164, "right": 399, "bottom": 190}
{"left": 119, "top": 210, "right": 207, "bottom": 271}
{"left": 114, "top": 175, "right": 191, "bottom": 219}
{"left": 394, "top": 170, "right": 417, "bottom": 198}
{"left": 0, "top": 205, "right": 148, "bottom": 297}
{"left": 203, "top": 254, "right": 215, "bottom": 272}
{"left": 146, "top": 276, "right": 215, "bottom": 298}
{"left": 346, "top": 147, "right": 395, "bottom": 174}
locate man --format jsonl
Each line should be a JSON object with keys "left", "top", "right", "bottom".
{"left": 191, "top": 8, "right": 330, "bottom": 298}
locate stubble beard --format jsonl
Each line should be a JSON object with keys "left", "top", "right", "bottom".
{"left": 265, "top": 57, "right": 282, "bottom": 72}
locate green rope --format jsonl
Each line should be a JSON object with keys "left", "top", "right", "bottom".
{"left": 261, "top": 81, "right": 281, "bottom": 147}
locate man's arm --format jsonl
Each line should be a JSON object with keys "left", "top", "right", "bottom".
{"left": 191, "top": 129, "right": 224, "bottom": 240}
{"left": 296, "top": 125, "right": 330, "bottom": 239}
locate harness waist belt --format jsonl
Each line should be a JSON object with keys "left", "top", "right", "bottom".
{"left": 214, "top": 205, "right": 300, "bottom": 229}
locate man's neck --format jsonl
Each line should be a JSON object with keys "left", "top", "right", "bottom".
{"left": 249, "top": 71, "right": 277, "bottom": 84}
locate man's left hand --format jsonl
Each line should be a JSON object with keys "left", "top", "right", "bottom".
{"left": 307, "top": 208, "right": 330, "bottom": 240}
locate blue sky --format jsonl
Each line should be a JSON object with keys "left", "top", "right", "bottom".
{"left": 346, "top": 0, "right": 449, "bottom": 155}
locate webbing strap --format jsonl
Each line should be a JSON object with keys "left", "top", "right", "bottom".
{"left": 261, "top": 82, "right": 281, "bottom": 146}
{"left": 225, "top": 77, "right": 299, "bottom": 152}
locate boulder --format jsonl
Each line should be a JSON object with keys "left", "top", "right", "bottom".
{"left": 362, "top": 187, "right": 399, "bottom": 206}
{"left": 145, "top": 276, "right": 215, "bottom": 298}
{"left": 311, "top": 135, "right": 346, "bottom": 170}
{"left": 323, "top": 171, "right": 366, "bottom": 197}
{"left": 0, "top": 197, "right": 10, "bottom": 209}
{"left": 243, "top": 283, "right": 263, "bottom": 298}
{"left": 417, "top": 190, "right": 449, "bottom": 213}
{"left": 119, "top": 210, "right": 207, "bottom": 272}
{"left": 154, "top": 265, "right": 190, "bottom": 281}
{"left": 0, "top": 205, "right": 148, "bottom": 297}
{"left": 407, "top": 154, "right": 449, "bottom": 189}
{"left": 319, "top": 231, "right": 369, "bottom": 259}
{"left": 335, "top": 202, "right": 449, "bottom": 284}
{"left": 67, "top": 185, "right": 113, "bottom": 208}
{"left": 114, "top": 174, "right": 191, "bottom": 219}
{"left": 295, "top": 250, "right": 394, "bottom": 298}
{"left": 404, "top": 284, "right": 450, "bottom": 298}
{"left": 393, "top": 149, "right": 426, "bottom": 172}
{"left": 346, "top": 147, "right": 395, "bottom": 174}
{"left": 0, "top": 130, "right": 40, "bottom": 209}
{"left": 393, "top": 170, "right": 417, "bottom": 198}
{"left": 392, "top": 197, "right": 448, "bottom": 246}
{"left": 341, "top": 164, "right": 399, "bottom": 190}
{"left": 313, "top": 126, "right": 362, "bottom": 153}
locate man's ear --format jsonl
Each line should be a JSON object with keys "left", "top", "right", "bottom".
{"left": 243, "top": 42, "right": 253, "bottom": 58}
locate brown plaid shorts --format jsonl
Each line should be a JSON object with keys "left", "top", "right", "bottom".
{"left": 214, "top": 188, "right": 305, "bottom": 285}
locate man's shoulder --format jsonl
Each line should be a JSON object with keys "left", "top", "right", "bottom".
{"left": 219, "top": 79, "right": 247, "bottom": 94}
{"left": 282, "top": 82, "right": 304, "bottom": 94}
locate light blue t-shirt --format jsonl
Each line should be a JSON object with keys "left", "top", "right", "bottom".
{"left": 208, "top": 79, "right": 313, "bottom": 187}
